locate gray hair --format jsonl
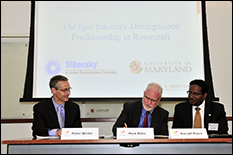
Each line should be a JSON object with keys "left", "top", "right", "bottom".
{"left": 145, "top": 82, "right": 163, "bottom": 98}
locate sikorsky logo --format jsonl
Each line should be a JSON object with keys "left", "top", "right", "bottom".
{"left": 129, "top": 60, "right": 143, "bottom": 74}
{"left": 45, "top": 60, "right": 61, "bottom": 75}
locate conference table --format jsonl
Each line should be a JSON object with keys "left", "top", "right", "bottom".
{"left": 2, "top": 137, "right": 232, "bottom": 154}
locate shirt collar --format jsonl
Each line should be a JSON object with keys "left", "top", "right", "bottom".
{"left": 199, "top": 100, "right": 205, "bottom": 109}
{"left": 52, "top": 97, "right": 64, "bottom": 110}
{"left": 193, "top": 100, "right": 205, "bottom": 110}
{"left": 142, "top": 106, "right": 153, "bottom": 115}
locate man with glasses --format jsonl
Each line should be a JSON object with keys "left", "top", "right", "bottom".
{"left": 32, "top": 75, "right": 82, "bottom": 138}
{"left": 112, "top": 82, "right": 169, "bottom": 136}
{"left": 172, "top": 79, "right": 228, "bottom": 134}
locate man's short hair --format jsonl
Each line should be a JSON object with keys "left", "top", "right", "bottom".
{"left": 49, "top": 75, "right": 68, "bottom": 89}
{"left": 189, "top": 79, "right": 208, "bottom": 94}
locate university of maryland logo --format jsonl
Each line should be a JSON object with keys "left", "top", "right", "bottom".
{"left": 129, "top": 60, "right": 143, "bottom": 74}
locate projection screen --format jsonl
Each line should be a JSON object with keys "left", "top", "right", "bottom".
{"left": 31, "top": 1, "right": 206, "bottom": 99}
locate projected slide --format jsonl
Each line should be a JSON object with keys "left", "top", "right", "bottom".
{"left": 33, "top": 1, "right": 204, "bottom": 98}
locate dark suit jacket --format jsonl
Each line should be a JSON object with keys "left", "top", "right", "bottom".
{"left": 32, "top": 98, "right": 82, "bottom": 137}
{"left": 112, "top": 100, "right": 169, "bottom": 136}
{"left": 172, "top": 100, "right": 228, "bottom": 134}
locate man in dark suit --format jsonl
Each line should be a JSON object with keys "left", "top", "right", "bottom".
{"left": 112, "top": 82, "right": 169, "bottom": 136}
{"left": 172, "top": 79, "right": 228, "bottom": 134}
{"left": 32, "top": 75, "right": 82, "bottom": 138}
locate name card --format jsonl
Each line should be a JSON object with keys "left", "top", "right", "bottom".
{"left": 169, "top": 128, "right": 208, "bottom": 139}
{"left": 117, "top": 128, "right": 154, "bottom": 139}
{"left": 61, "top": 128, "right": 99, "bottom": 140}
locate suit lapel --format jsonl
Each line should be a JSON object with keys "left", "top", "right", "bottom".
{"left": 64, "top": 102, "right": 71, "bottom": 126}
{"left": 185, "top": 103, "right": 193, "bottom": 127}
{"left": 132, "top": 101, "right": 142, "bottom": 126}
{"left": 204, "top": 100, "right": 213, "bottom": 128}
{"left": 151, "top": 106, "right": 159, "bottom": 128}
{"left": 47, "top": 99, "right": 60, "bottom": 127}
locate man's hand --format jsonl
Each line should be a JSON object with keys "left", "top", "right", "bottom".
{"left": 56, "top": 129, "right": 62, "bottom": 137}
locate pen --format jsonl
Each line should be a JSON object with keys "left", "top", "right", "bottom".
{"left": 124, "top": 122, "right": 127, "bottom": 128}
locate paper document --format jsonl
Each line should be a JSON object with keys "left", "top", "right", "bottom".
{"left": 154, "top": 135, "right": 169, "bottom": 138}
{"left": 36, "top": 135, "right": 59, "bottom": 139}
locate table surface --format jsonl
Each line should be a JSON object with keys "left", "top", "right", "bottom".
{"left": 2, "top": 137, "right": 232, "bottom": 145}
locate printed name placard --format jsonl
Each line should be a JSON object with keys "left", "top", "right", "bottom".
{"left": 169, "top": 128, "right": 208, "bottom": 139}
{"left": 117, "top": 128, "right": 154, "bottom": 139}
{"left": 61, "top": 128, "right": 99, "bottom": 140}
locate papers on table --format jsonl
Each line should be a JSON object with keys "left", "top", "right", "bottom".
{"left": 36, "top": 134, "right": 168, "bottom": 140}
{"left": 36, "top": 135, "right": 59, "bottom": 139}
{"left": 154, "top": 135, "right": 169, "bottom": 138}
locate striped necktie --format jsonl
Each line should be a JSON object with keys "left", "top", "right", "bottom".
{"left": 58, "top": 105, "right": 64, "bottom": 128}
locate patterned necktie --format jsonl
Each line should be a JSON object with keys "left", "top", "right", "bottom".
{"left": 58, "top": 105, "right": 64, "bottom": 128}
{"left": 194, "top": 107, "right": 201, "bottom": 128}
{"left": 143, "top": 111, "right": 150, "bottom": 127}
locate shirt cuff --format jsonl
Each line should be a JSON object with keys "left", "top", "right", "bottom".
{"left": 48, "top": 129, "right": 59, "bottom": 136}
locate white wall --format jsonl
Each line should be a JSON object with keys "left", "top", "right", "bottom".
{"left": 206, "top": 1, "right": 232, "bottom": 116}
{"left": 1, "top": 1, "right": 232, "bottom": 154}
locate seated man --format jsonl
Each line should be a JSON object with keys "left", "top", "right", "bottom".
{"left": 112, "top": 82, "right": 169, "bottom": 136}
{"left": 32, "top": 75, "right": 82, "bottom": 138}
{"left": 172, "top": 79, "right": 228, "bottom": 134}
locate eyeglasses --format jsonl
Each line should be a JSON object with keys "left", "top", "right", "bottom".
{"left": 186, "top": 91, "right": 202, "bottom": 96}
{"left": 144, "top": 95, "right": 159, "bottom": 103}
{"left": 56, "top": 87, "right": 72, "bottom": 93}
